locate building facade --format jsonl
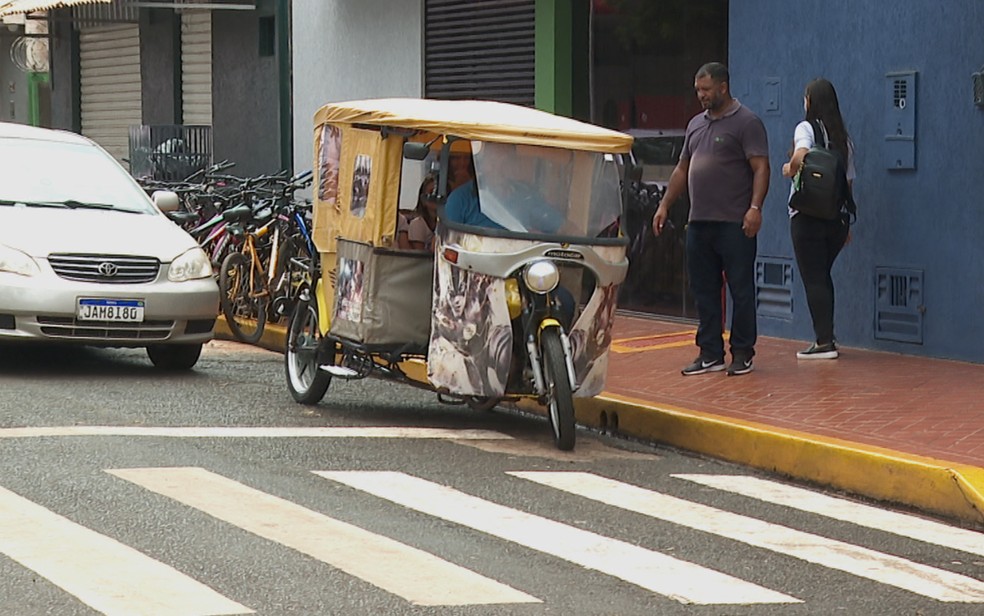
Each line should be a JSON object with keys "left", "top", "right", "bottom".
{"left": 733, "top": 0, "right": 984, "bottom": 363}
{"left": 9, "top": 0, "right": 978, "bottom": 363}
{"left": 1, "top": 0, "right": 290, "bottom": 177}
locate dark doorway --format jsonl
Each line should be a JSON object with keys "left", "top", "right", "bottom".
{"left": 591, "top": 0, "right": 728, "bottom": 319}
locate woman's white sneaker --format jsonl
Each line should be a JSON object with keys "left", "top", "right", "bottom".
{"left": 797, "top": 343, "right": 839, "bottom": 359}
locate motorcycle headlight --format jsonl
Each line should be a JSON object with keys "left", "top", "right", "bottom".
{"left": 168, "top": 247, "right": 213, "bottom": 282}
{"left": 0, "top": 243, "right": 40, "bottom": 277}
{"left": 523, "top": 260, "right": 560, "bottom": 294}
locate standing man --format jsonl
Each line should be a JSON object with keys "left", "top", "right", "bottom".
{"left": 653, "top": 62, "right": 770, "bottom": 376}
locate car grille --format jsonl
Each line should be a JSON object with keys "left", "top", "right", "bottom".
{"left": 48, "top": 254, "right": 161, "bottom": 284}
{"left": 36, "top": 316, "right": 174, "bottom": 340}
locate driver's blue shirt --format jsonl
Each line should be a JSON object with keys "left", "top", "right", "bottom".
{"left": 442, "top": 181, "right": 576, "bottom": 326}
{"left": 443, "top": 180, "right": 504, "bottom": 229}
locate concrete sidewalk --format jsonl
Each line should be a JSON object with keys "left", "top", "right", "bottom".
{"left": 217, "top": 313, "right": 984, "bottom": 528}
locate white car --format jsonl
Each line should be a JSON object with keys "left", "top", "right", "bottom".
{"left": 0, "top": 123, "right": 219, "bottom": 370}
{"left": 626, "top": 128, "right": 686, "bottom": 193}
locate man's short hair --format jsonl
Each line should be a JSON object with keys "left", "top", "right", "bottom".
{"left": 696, "top": 62, "right": 729, "bottom": 85}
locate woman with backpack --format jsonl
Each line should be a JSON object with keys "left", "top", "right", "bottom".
{"left": 781, "top": 78, "right": 855, "bottom": 359}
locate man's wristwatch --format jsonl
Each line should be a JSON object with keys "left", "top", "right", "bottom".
{"left": 750, "top": 204, "right": 761, "bottom": 211}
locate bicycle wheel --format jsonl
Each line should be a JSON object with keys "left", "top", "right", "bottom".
{"left": 219, "top": 251, "right": 267, "bottom": 344}
{"left": 284, "top": 297, "right": 332, "bottom": 404}
{"left": 540, "top": 327, "right": 576, "bottom": 451}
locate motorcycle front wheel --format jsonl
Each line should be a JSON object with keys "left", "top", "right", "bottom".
{"left": 540, "top": 327, "right": 575, "bottom": 451}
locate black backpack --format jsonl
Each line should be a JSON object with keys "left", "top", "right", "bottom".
{"left": 789, "top": 119, "right": 857, "bottom": 223}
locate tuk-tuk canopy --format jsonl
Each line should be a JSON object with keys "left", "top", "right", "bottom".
{"left": 314, "top": 98, "right": 634, "bottom": 155}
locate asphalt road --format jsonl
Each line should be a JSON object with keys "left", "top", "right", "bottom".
{"left": 0, "top": 340, "right": 982, "bottom": 616}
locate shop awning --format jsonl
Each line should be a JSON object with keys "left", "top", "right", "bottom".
{"left": 0, "top": 0, "right": 111, "bottom": 17}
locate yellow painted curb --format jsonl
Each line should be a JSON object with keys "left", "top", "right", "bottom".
{"left": 215, "top": 317, "right": 984, "bottom": 527}
{"left": 214, "top": 317, "right": 286, "bottom": 354}
{"left": 575, "top": 392, "right": 984, "bottom": 528}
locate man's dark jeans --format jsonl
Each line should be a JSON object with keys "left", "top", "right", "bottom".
{"left": 686, "top": 221, "right": 758, "bottom": 362}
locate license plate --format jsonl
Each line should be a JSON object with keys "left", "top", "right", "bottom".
{"left": 77, "top": 298, "right": 145, "bottom": 322}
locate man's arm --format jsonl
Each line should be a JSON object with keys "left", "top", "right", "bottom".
{"left": 653, "top": 158, "right": 689, "bottom": 236}
{"left": 741, "top": 155, "right": 770, "bottom": 237}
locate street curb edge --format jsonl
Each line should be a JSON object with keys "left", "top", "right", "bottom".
{"left": 215, "top": 318, "right": 984, "bottom": 528}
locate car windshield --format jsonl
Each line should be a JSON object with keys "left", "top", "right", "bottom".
{"left": 0, "top": 138, "right": 156, "bottom": 214}
{"left": 632, "top": 135, "right": 685, "bottom": 166}
{"left": 470, "top": 141, "right": 622, "bottom": 238}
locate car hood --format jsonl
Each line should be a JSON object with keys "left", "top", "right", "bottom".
{"left": 0, "top": 207, "right": 199, "bottom": 261}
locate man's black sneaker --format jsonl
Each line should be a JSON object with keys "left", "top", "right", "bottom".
{"left": 796, "top": 342, "right": 839, "bottom": 360}
{"left": 726, "top": 357, "right": 754, "bottom": 376}
{"left": 681, "top": 357, "right": 725, "bottom": 376}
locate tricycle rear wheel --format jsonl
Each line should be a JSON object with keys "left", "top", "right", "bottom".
{"left": 284, "top": 297, "right": 332, "bottom": 404}
{"left": 540, "top": 327, "right": 575, "bottom": 451}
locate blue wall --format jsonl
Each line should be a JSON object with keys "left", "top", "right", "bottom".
{"left": 730, "top": 0, "right": 984, "bottom": 362}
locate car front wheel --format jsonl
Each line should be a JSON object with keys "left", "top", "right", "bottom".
{"left": 147, "top": 343, "right": 203, "bottom": 371}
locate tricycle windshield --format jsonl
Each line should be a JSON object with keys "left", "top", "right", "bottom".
{"left": 467, "top": 141, "right": 622, "bottom": 238}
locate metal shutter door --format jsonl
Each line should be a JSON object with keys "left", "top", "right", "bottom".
{"left": 79, "top": 24, "right": 142, "bottom": 162}
{"left": 181, "top": 11, "right": 212, "bottom": 126}
{"left": 424, "top": 0, "right": 535, "bottom": 105}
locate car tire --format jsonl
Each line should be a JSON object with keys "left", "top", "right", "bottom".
{"left": 147, "top": 343, "right": 203, "bottom": 371}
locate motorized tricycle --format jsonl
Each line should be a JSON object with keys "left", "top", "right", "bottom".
{"left": 283, "top": 98, "right": 634, "bottom": 450}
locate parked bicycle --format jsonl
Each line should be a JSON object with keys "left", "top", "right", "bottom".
{"left": 218, "top": 205, "right": 275, "bottom": 344}
{"left": 139, "top": 163, "right": 316, "bottom": 345}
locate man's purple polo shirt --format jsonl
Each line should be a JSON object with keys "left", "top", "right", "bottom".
{"left": 681, "top": 101, "right": 769, "bottom": 223}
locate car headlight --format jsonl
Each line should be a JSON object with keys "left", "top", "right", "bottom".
{"left": 0, "top": 243, "right": 40, "bottom": 277}
{"left": 168, "top": 247, "right": 213, "bottom": 282}
{"left": 523, "top": 260, "right": 560, "bottom": 294}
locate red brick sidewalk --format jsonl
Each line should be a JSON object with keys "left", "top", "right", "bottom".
{"left": 605, "top": 313, "right": 984, "bottom": 469}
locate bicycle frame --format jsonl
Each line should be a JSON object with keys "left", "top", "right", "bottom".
{"left": 243, "top": 220, "right": 274, "bottom": 300}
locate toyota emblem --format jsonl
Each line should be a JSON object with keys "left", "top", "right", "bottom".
{"left": 97, "top": 262, "right": 118, "bottom": 277}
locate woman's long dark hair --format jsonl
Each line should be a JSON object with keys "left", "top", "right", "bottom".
{"left": 805, "top": 78, "right": 850, "bottom": 164}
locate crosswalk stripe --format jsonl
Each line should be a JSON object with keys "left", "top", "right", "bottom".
{"left": 314, "top": 470, "right": 799, "bottom": 605}
{"left": 108, "top": 467, "right": 538, "bottom": 607}
{"left": 513, "top": 471, "right": 984, "bottom": 603}
{"left": 0, "top": 426, "right": 512, "bottom": 440}
{"left": 0, "top": 485, "right": 251, "bottom": 616}
{"left": 673, "top": 473, "right": 984, "bottom": 557}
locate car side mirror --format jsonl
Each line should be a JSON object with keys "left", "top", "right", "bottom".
{"left": 152, "top": 190, "right": 181, "bottom": 212}
{"left": 403, "top": 142, "right": 431, "bottom": 161}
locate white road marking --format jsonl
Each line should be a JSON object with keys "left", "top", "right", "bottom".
{"left": 0, "top": 485, "right": 251, "bottom": 616}
{"left": 514, "top": 471, "right": 984, "bottom": 603}
{"left": 315, "top": 470, "right": 799, "bottom": 605}
{"left": 0, "top": 426, "right": 512, "bottom": 440}
{"left": 108, "top": 467, "right": 537, "bottom": 607}
{"left": 674, "top": 473, "right": 984, "bottom": 557}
